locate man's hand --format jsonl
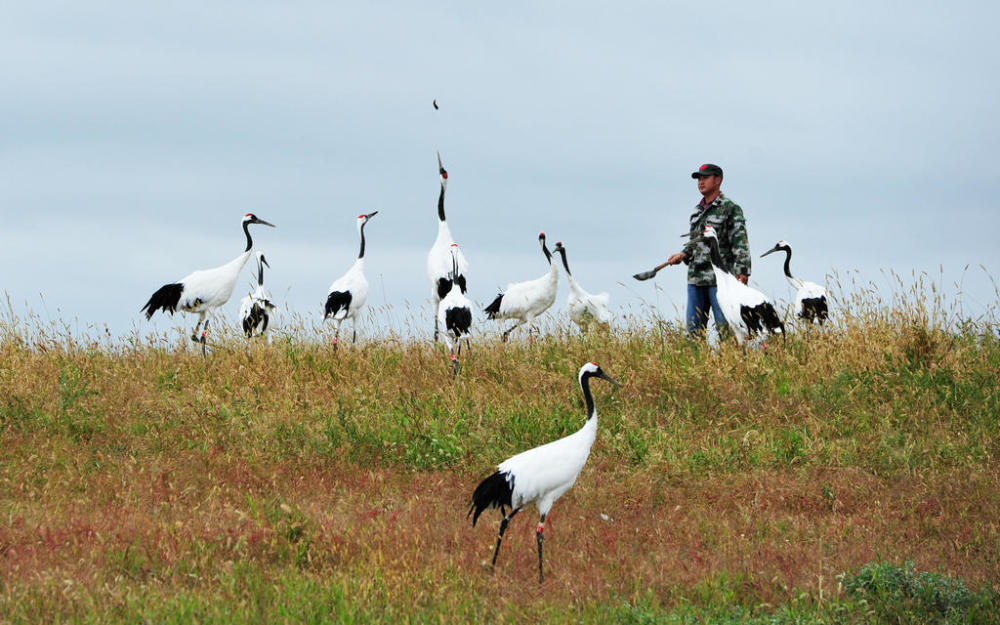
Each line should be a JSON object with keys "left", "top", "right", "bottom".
{"left": 667, "top": 252, "right": 687, "bottom": 265}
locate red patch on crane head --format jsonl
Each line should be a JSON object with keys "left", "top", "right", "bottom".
{"left": 440, "top": 170, "right": 448, "bottom": 179}
{"left": 556, "top": 241, "right": 563, "bottom": 246}
{"left": 358, "top": 214, "right": 365, "bottom": 219}
{"left": 450, "top": 243, "right": 458, "bottom": 247}
{"left": 245, "top": 213, "right": 253, "bottom": 217}
{"left": 591, "top": 361, "right": 598, "bottom": 366}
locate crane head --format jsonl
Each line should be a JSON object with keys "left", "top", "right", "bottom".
{"left": 437, "top": 152, "right": 448, "bottom": 182}
{"left": 244, "top": 213, "right": 276, "bottom": 228}
{"left": 356, "top": 211, "right": 378, "bottom": 232}
{"left": 579, "top": 361, "right": 619, "bottom": 387}
{"left": 761, "top": 240, "right": 791, "bottom": 258}
{"left": 702, "top": 223, "right": 718, "bottom": 240}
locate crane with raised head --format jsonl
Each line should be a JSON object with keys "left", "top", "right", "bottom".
{"left": 427, "top": 152, "right": 468, "bottom": 341}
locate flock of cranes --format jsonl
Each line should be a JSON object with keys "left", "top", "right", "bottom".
{"left": 139, "top": 153, "right": 618, "bottom": 368}
{"left": 133, "top": 152, "right": 832, "bottom": 582}
{"left": 138, "top": 154, "right": 828, "bottom": 361}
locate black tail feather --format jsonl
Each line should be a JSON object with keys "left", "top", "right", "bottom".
{"left": 436, "top": 278, "right": 453, "bottom": 301}
{"left": 445, "top": 306, "right": 472, "bottom": 337}
{"left": 483, "top": 294, "right": 503, "bottom": 319}
{"left": 243, "top": 302, "right": 269, "bottom": 337}
{"left": 740, "top": 302, "right": 785, "bottom": 338}
{"left": 325, "top": 291, "right": 352, "bottom": 319}
{"left": 141, "top": 283, "right": 184, "bottom": 320}
{"left": 759, "top": 302, "right": 785, "bottom": 335}
{"left": 468, "top": 470, "right": 513, "bottom": 526}
{"left": 800, "top": 297, "right": 828, "bottom": 324}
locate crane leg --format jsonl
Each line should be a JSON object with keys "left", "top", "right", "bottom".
{"left": 501, "top": 323, "right": 521, "bottom": 343}
{"left": 536, "top": 513, "right": 546, "bottom": 583}
{"left": 491, "top": 507, "right": 520, "bottom": 569}
{"left": 200, "top": 318, "right": 210, "bottom": 356}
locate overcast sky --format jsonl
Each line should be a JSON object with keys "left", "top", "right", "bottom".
{"left": 3, "top": 1, "right": 998, "bottom": 343}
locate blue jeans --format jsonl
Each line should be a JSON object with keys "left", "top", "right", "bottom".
{"left": 686, "top": 284, "right": 728, "bottom": 335}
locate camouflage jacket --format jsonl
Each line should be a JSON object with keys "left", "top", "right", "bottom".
{"left": 681, "top": 193, "right": 751, "bottom": 286}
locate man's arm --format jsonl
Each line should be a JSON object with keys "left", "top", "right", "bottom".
{"left": 728, "top": 205, "right": 751, "bottom": 284}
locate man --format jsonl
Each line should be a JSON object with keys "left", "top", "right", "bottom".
{"left": 635, "top": 163, "right": 751, "bottom": 336}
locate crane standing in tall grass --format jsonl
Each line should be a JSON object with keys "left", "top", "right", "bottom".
{"left": 553, "top": 241, "right": 611, "bottom": 331}
{"left": 437, "top": 244, "right": 473, "bottom": 375}
{"left": 761, "top": 240, "right": 829, "bottom": 325}
{"left": 239, "top": 251, "right": 276, "bottom": 340}
{"left": 468, "top": 361, "right": 618, "bottom": 583}
{"left": 703, "top": 223, "right": 784, "bottom": 343}
{"left": 141, "top": 213, "right": 276, "bottom": 353}
{"left": 483, "top": 233, "right": 560, "bottom": 342}
{"left": 325, "top": 212, "right": 378, "bottom": 348}
{"left": 427, "top": 153, "right": 469, "bottom": 341}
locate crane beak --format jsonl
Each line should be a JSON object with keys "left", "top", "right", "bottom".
{"left": 253, "top": 218, "right": 276, "bottom": 228}
{"left": 366, "top": 211, "right": 379, "bottom": 219}
{"left": 259, "top": 254, "right": 270, "bottom": 268}
{"left": 597, "top": 371, "right": 620, "bottom": 387}
{"left": 760, "top": 247, "right": 778, "bottom": 258}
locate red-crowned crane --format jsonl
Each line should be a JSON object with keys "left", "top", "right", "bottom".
{"left": 761, "top": 240, "right": 829, "bottom": 325}
{"left": 141, "top": 213, "right": 275, "bottom": 351}
{"left": 437, "top": 244, "right": 473, "bottom": 375}
{"left": 483, "top": 233, "right": 559, "bottom": 342}
{"left": 468, "top": 361, "right": 618, "bottom": 583}
{"left": 553, "top": 241, "right": 611, "bottom": 331}
{"left": 238, "top": 251, "right": 276, "bottom": 340}
{"left": 702, "top": 223, "right": 784, "bottom": 344}
{"left": 325, "top": 211, "right": 378, "bottom": 348}
{"left": 427, "top": 152, "right": 469, "bottom": 341}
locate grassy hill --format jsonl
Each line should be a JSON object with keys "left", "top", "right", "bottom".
{"left": 2, "top": 293, "right": 998, "bottom": 623}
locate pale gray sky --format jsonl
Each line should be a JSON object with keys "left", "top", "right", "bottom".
{"left": 3, "top": 1, "right": 998, "bottom": 341}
